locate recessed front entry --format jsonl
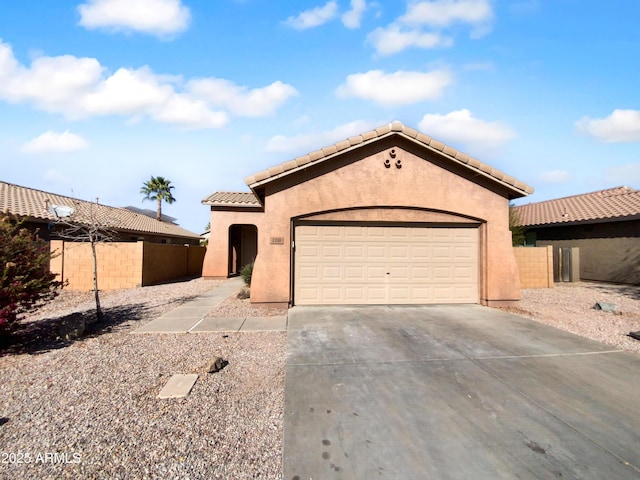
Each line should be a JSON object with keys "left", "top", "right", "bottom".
{"left": 294, "top": 224, "right": 479, "bottom": 305}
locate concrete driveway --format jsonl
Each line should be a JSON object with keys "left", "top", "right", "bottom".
{"left": 283, "top": 305, "right": 640, "bottom": 479}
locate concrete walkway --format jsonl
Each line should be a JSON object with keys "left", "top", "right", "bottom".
{"left": 134, "top": 277, "right": 287, "bottom": 333}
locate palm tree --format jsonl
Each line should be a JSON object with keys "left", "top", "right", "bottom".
{"left": 140, "top": 176, "right": 176, "bottom": 221}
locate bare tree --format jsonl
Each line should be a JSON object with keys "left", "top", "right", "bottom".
{"left": 50, "top": 200, "right": 118, "bottom": 322}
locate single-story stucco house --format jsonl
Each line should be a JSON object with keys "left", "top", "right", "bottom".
{"left": 514, "top": 186, "right": 640, "bottom": 284}
{"left": 202, "top": 121, "right": 534, "bottom": 307}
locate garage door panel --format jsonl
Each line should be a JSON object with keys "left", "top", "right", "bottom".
{"left": 454, "top": 266, "right": 474, "bottom": 281}
{"left": 345, "top": 266, "right": 365, "bottom": 281}
{"left": 321, "top": 266, "right": 341, "bottom": 279}
{"left": 365, "top": 287, "right": 387, "bottom": 302}
{"left": 367, "top": 245, "right": 386, "bottom": 258}
{"left": 345, "top": 245, "right": 365, "bottom": 259}
{"left": 366, "top": 266, "right": 387, "bottom": 279}
{"left": 389, "top": 245, "right": 409, "bottom": 258}
{"left": 411, "top": 245, "right": 430, "bottom": 259}
{"left": 295, "top": 225, "right": 478, "bottom": 305}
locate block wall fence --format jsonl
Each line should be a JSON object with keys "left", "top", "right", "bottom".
{"left": 50, "top": 240, "right": 206, "bottom": 291}
{"left": 513, "top": 245, "right": 554, "bottom": 289}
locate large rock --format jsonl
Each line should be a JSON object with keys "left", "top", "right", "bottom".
{"left": 237, "top": 287, "right": 250, "bottom": 300}
{"left": 206, "top": 356, "right": 227, "bottom": 373}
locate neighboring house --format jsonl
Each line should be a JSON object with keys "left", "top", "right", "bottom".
{"left": 202, "top": 121, "right": 533, "bottom": 307}
{"left": 0, "top": 181, "right": 201, "bottom": 245}
{"left": 123, "top": 206, "right": 178, "bottom": 224}
{"left": 514, "top": 186, "right": 640, "bottom": 285}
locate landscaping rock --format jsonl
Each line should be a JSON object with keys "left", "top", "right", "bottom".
{"left": 206, "top": 356, "right": 227, "bottom": 373}
{"left": 237, "top": 287, "right": 250, "bottom": 300}
{"left": 593, "top": 302, "right": 617, "bottom": 312}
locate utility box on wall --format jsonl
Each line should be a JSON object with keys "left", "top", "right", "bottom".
{"left": 553, "top": 246, "right": 580, "bottom": 283}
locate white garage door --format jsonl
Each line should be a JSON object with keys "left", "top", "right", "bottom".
{"left": 294, "top": 224, "right": 479, "bottom": 305}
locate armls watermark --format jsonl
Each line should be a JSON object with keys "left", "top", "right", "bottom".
{"left": 2, "top": 452, "right": 82, "bottom": 464}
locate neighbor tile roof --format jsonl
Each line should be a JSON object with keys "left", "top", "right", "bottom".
{"left": 244, "top": 121, "right": 534, "bottom": 197}
{"left": 0, "top": 181, "right": 201, "bottom": 239}
{"left": 514, "top": 186, "right": 640, "bottom": 227}
{"left": 201, "top": 191, "right": 260, "bottom": 207}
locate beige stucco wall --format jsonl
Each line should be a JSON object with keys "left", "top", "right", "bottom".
{"left": 202, "top": 210, "right": 266, "bottom": 279}
{"left": 51, "top": 240, "right": 206, "bottom": 291}
{"left": 142, "top": 243, "right": 206, "bottom": 285}
{"left": 204, "top": 139, "right": 524, "bottom": 306}
{"left": 50, "top": 240, "right": 143, "bottom": 290}
{"left": 513, "top": 246, "right": 554, "bottom": 288}
{"left": 538, "top": 238, "right": 640, "bottom": 284}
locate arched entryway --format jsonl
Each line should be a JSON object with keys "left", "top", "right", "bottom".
{"left": 228, "top": 224, "right": 258, "bottom": 276}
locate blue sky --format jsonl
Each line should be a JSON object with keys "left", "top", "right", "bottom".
{"left": 1, "top": 0, "right": 639, "bottom": 233}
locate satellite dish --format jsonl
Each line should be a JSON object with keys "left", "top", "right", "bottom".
{"left": 48, "top": 205, "right": 75, "bottom": 218}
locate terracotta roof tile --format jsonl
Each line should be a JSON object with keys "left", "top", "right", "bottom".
{"left": 243, "top": 121, "right": 534, "bottom": 197}
{"left": 201, "top": 191, "right": 260, "bottom": 207}
{"left": 0, "top": 181, "right": 201, "bottom": 239}
{"left": 513, "top": 186, "right": 640, "bottom": 226}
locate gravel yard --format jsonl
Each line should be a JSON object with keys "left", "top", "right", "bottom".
{"left": 0, "top": 278, "right": 286, "bottom": 479}
{"left": 1, "top": 279, "right": 639, "bottom": 479}
{"left": 505, "top": 281, "right": 640, "bottom": 355}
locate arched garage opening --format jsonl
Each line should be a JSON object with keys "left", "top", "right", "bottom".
{"left": 228, "top": 224, "right": 258, "bottom": 276}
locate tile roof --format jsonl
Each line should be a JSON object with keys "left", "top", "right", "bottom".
{"left": 0, "top": 181, "right": 201, "bottom": 239}
{"left": 201, "top": 191, "right": 260, "bottom": 207}
{"left": 513, "top": 186, "right": 640, "bottom": 227}
{"left": 243, "top": 121, "right": 534, "bottom": 198}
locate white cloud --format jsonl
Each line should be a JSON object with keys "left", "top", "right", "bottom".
{"left": 22, "top": 130, "right": 89, "bottom": 154}
{"left": 77, "top": 0, "right": 191, "bottom": 37}
{"left": 368, "top": 0, "right": 494, "bottom": 55}
{"left": 266, "top": 120, "right": 378, "bottom": 153}
{"left": 418, "top": 109, "right": 516, "bottom": 151}
{"left": 605, "top": 163, "right": 640, "bottom": 185}
{"left": 187, "top": 78, "right": 298, "bottom": 117}
{"left": 367, "top": 25, "right": 452, "bottom": 56}
{"left": 0, "top": 48, "right": 103, "bottom": 116}
{"left": 0, "top": 39, "right": 297, "bottom": 129}
{"left": 342, "top": 0, "right": 368, "bottom": 29}
{"left": 152, "top": 95, "right": 228, "bottom": 129}
{"left": 336, "top": 69, "right": 453, "bottom": 106}
{"left": 538, "top": 170, "right": 571, "bottom": 184}
{"left": 400, "top": 0, "right": 493, "bottom": 32}
{"left": 81, "top": 67, "right": 173, "bottom": 116}
{"left": 576, "top": 109, "right": 640, "bottom": 143}
{"left": 284, "top": 1, "right": 338, "bottom": 30}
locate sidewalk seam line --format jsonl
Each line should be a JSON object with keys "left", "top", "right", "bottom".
{"left": 187, "top": 317, "right": 205, "bottom": 333}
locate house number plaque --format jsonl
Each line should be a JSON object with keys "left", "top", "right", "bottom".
{"left": 270, "top": 237, "right": 285, "bottom": 245}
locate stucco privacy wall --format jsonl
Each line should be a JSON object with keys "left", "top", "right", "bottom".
{"left": 142, "top": 242, "right": 206, "bottom": 285}
{"left": 205, "top": 131, "right": 530, "bottom": 306}
{"left": 513, "top": 246, "right": 554, "bottom": 288}
{"left": 51, "top": 240, "right": 206, "bottom": 291}
{"left": 538, "top": 238, "right": 640, "bottom": 284}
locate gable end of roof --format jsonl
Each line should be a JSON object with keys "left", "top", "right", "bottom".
{"left": 243, "top": 121, "right": 534, "bottom": 198}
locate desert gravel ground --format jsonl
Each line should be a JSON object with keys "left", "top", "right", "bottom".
{"left": 1, "top": 279, "right": 639, "bottom": 479}
{"left": 0, "top": 278, "right": 286, "bottom": 480}
{"left": 505, "top": 281, "right": 640, "bottom": 355}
